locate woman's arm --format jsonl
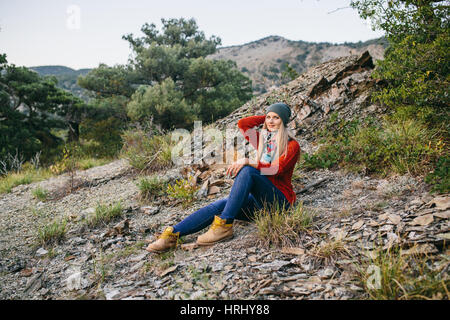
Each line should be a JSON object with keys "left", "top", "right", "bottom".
{"left": 226, "top": 157, "right": 258, "bottom": 178}
{"left": 225, "top": 116, "right": 266, "bottom": 178}
{"left": 237, "top": 115, "right": 266, "bottom": 149}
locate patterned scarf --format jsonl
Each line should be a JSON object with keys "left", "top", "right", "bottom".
{"left": 260, "top": 129, "right": 278, "bottom": 164}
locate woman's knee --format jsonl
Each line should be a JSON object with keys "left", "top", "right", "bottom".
{"left": 237, "top": 165, "right": 259, "bottom": 178}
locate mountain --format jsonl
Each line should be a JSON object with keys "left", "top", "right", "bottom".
{"left": 29, "top": 66, "right": 93, "bottom": 102}
{"left": 208, "top": 35, "right": 387, "bottom": 95}
{"left": 29, "top": 66, "right": 90, "bottom": 77}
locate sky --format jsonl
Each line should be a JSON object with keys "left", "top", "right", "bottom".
{"left": 0, "top": 0, "right": 384, "bottom": 70}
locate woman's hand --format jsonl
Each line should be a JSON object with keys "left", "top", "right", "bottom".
{"left": 226, "top": 158, "right": 249, "bottom": 178}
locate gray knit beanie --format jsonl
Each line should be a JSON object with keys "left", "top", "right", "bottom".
{"left": 266, "top": 102, "right": 292, "bottom": 126}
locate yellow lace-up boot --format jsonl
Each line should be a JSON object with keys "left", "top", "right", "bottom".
{"left": 197, "top": 216, "right": 233, "bottom": 246}
{"left": 145, "top": 227, "right": 179, "bottom": 253}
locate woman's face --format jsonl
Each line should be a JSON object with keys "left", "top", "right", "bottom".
{"left": 265, "top": 112, "right": 282, "bottom": 132}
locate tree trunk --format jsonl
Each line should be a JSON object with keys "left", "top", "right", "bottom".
{"left": 68, "top": 122, "right": 80, "bottom": 142}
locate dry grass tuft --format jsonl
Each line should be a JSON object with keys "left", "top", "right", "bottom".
{"left": 309, "top": 237, "right": 351, "bottom": 266}
{"left": 253, "top": 201, "right": 316, "bottom": 248}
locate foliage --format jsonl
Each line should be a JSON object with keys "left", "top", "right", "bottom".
{"left": 78, "top": 17, "right": 253, "bottom": 130}
{"left": 371, "top": 33, "right": 449, "bottom": 124}
{"left": 37, "top": 218, "right": 67, "bottom": 246}
{"left": 137, "top": 175, "right": 168, "bottom": 202}
{"left": 49, "top": 144, "right": 80, "bottom": 175}
{"left": 32, "top": 186, "right": 49, "bottom": 202}
{"left": 84, "top": 202, "right": 124, "bottom": 228}
{"left": 127, "top": 78, "right": 196, "bottom": 130}
{"left": 302, "top": 117, "right": 445, "bottom": 176}
{"left": 300, "top": 147, "right": 341, "bottom": 170}
{"left": 0, "top": 54, "right": 87, "bottom": 167}
{"left": 71, "top": 94, "right": 130, "bottom": 159}
{"left": 166, "top": 177, "right": 198, "bottom": 208}
{"left": 253, "top": 201, "right": 315, "bottom": 248}
{"left": 77, "top": 64, "right": 137, "bottom": 98}
{"left": 355, "top": 243, "right": 449, "bottom": 300}
{"left": 79, "top": 116, "right": 124, "bottom": 158}
{"left": 121, "top": 128, "right": 173, "bottom": 172}
{"left": 350, "top": 0, "right": 450, "bottom": 128}
{"left": 281, "top": 62, "right": 300, "bottom": 81}
{"left": 30, "top": 66, "right": 92, "bottom": 102}
{"left": 341, "top": 1, "right": 450, "bottom": 188}
{"left": 425, "top": 156, "right": 450, "bottom": 194}
{"left": 180, "top": 57, "right": 252, "bottom": 125}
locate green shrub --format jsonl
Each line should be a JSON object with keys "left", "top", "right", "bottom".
{"left": 253, "top": 201, "right": 315, "bottom": 248}
{"left": 166, "top": 177, "right": 198, "bottom": 208}
{"left": 425, "top": 156, "right": 449, "bottom": 194}
{"left": 137, "top": 176, "right": 168, "bottom": 201}
{"left": 355, "top": 243, "right": 449, "bottom": 300}
{"left": 84, "top": 202, "right": 124, "bottom": 228}
{"left": 349, "top": 119, "right": 443, "bottom": 175}
{"left": 381, "top": 120, "right": 445, "bottom": 174}
{"left": 37, "top": 218, "right": 67, "bottom": 245}
{"left": 32, "top": 187, "right": 49, "bottom": 202}
{"left": 121, "top": 129, "right": 173, "bottom": 172}
{"left": 127, "top": 79, "right": 196, "bottom": 130}
{"left": 303, "top": 117, "right": 445, "bottom": 176}
{"left": 79, "top": 117, "right": 124, "bottom": 158}
{"left": 351, "top": 0, "right": 449, "bottom": 130}
{"left": 300, "top": 146, "right": 341, "bottom": 170}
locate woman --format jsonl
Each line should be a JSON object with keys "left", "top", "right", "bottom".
{"left": 146, "top": 102, "right": 300, "bottom": 252}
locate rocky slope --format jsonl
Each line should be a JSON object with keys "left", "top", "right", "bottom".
{"left": 209, "top": 35, "right": 386, "bottom": 95}
{"left": 1, "top": 52, "right": 448, "bottom": 300}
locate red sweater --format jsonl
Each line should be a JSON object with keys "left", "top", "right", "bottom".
{"left": 237, "top": 115, "right": 300, "bottom": 205}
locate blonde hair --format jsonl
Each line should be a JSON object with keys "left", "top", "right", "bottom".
{"left": 256, "top": 120, "right": 296, "bottom": 164}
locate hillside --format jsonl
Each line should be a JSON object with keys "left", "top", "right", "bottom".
{"left": 29, "top": 66, "right": 93, "bottom": 102}
{"left": 1, "top": 52, "right": 447, "bottom": 300}
{"left": 208, "top": 35, "right": 386, "bottom": 95}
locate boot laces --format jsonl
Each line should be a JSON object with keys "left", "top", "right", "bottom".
{"left": 211, "top": 217, "right": 231, "bottom": 230}
{"left": 159, "top": 228, "right": 179, "bottom": 240}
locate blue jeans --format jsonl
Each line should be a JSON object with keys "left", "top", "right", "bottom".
{"left": 172, "top": 165, "right": 291, "bottom": 236}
